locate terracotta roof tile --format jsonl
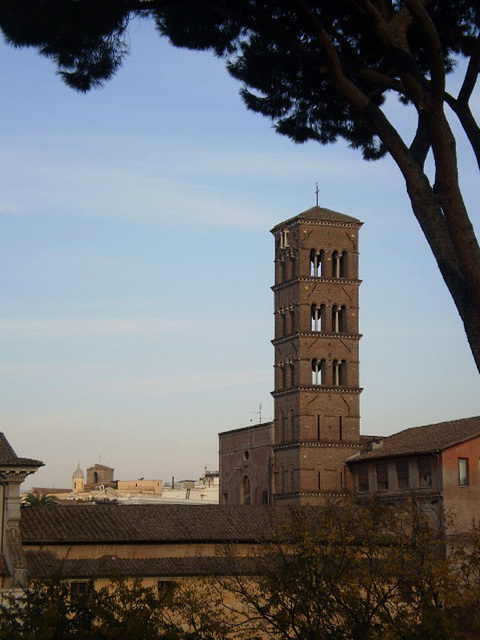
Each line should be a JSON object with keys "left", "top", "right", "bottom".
{"left": 349, "top": 416, "right": 480, "bottom": 463}
{"left": 0, "top": 433, "right": 43, "bottom": 468}
{"left": 25, "top": 551, "right": 258, "bottom": 580}
{"left": 20, "top": 504, "right": 280, "bottom": 545}
{"left": 271, "top": 205, "right": 362, "bottom": 232}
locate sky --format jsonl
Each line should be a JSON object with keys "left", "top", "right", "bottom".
{"left": 0, "top": 17, "right": 478, "bottom": 490}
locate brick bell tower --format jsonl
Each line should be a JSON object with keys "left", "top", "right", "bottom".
{"left": 271, "top": 206, "right": 363, "bottom": 505}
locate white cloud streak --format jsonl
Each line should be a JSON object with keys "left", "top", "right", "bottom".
{"left": 0, "top": 317, "right": 261, "bottom": 338}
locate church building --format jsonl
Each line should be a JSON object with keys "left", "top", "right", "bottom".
{"left": 220, "top": 205, "right": 364, "bottom": 505}
{"left": 219, "top": 205, "right": 480, "bottom": 517}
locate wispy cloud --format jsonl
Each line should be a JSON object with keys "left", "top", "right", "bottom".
{"left": 0, "top": 143, "right": 388, "bottom": 229}
{"left": 1, "top": 361, "right": 271, "bottom": 395}
{"left": 0, "top": 316, "right": 261, "bottom": 339}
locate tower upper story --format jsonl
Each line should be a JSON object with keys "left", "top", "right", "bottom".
{"left": 271, "top": 205, "right": 362, "bottom": 291}
{"left": 271, "top": 206, "right": 362, "bottom": 395}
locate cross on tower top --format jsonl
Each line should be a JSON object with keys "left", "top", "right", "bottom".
{"left": 315, "top": 182, "right": 319, "bottom": 206}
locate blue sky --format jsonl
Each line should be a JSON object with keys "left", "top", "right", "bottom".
{"left": 1, "top": 18, "right": 478, "bottom": 489}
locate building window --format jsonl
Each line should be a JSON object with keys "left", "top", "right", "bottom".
{"left": 332, "top": 250, "right": 347, "bottom": 277}
{"left": 418, "top": 458, "right": 432, "bottom": 487}
{"left": 279, "top": 229, "right": 289, "bottom": 248}
{"left": 458, "top": 458, "right": 469, "bottom": 486}
{"left": 288, "top": 409, "right": 295, "bottom": 442}
{"left": 157, "top": 581, "right": 175, "bottom": 602}
{"left": 310, "top": 249, "right": 323, "bottom": 277}
{"left": 312, "top": 358, "right": 325, "bottom": 385}
{"left": 262, "top": 490, "right": 269, "bottom": 504}
{"left": 376, "top": 463, "right": 389, "bottom": 490}
{"left": 290, "top": 257, "right": 296, "bottom": 279}
{"left": 281, "top": 310, "right": 287, "bottom": 336}
{"left": 333, "top": 360, "right": 347, "bottom": 386}
{"left": 281, "top": 411, "right": 287, "bottom": 442}
{"left": 290, "top": 308, "right": 296, "bottom": 334}
{"left": 70, "top": 581, "right": 87, "bottom": 602}
{"left": 358, "top": 466, "right": 369, "bottom": 492}
{"left": 332, "top": 305, "right": 346, "bottom": 333}
{"left": 396, "top": 460, "right": 410, "bottom": 489}
{"left": 317, "top": 470, "right": 321, "bottom": 490}
{"left": 243, "top": 476, "right": 251, "bottom": 505}
{"left": 311, "top": 303, "right": 325, "bottom": 332}
{"left": 223, "top": 492, "right": 228, "bottom": 504}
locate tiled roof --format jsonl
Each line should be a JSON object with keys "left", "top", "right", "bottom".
{"left": 20, "top": 504, "right": 287, "bottom": 545}
{"left": 0, "top": 433, "right": 44, "bottom": 468}
{"left": 349, "top": 416, "right": 480, "bottom": 463}
{"left": 25, "top": 551, "right": 259, "bottom": 580}
{"left": 271, "top": 205, "right": 361, "bottom": 232}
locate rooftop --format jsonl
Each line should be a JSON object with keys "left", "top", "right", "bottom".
{"left": 349, "top": 416, "right": 480, "bottom": 462}
{"left": 0, "top": 433, "right": 44, "bottom": 469}
{"left": 21, "top": 504, "right": 281, "bottom": 545}
{"left": 271, "top": 205, "right": 362, "bottom": 232}
{"left": 26, "top": 551, "right": 258, "bottom": 580}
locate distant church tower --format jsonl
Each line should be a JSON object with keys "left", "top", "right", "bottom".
{"left": 72, "top": 464, "right": 85, "bottom": 493}
{"left": 271, "top": 205, "right": 363, "bottom": 504}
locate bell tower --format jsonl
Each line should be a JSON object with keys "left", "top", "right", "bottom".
{"left": 271, "top": 206, "right": 363, "bottom": 504}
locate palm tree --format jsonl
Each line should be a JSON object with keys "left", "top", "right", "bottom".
{"left": 22, "top": 490, "right": 57, "bottom": 507}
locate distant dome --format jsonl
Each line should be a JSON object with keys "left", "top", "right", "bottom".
{"left": 72, "top": 464, "right": 84, "bottom": 480}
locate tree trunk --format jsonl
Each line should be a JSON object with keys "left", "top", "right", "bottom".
{"left": 403, "top": 170, "right": 480, "bottom": 374}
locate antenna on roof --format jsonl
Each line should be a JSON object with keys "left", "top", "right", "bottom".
{"left": 250, "top": 403, "right": 263, "bottom": 425}
{"left": 315, "top": 182, "right": 319, "bottom": 206}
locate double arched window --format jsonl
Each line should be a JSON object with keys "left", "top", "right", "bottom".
{"left": 333, "top": 360, "right": 347, "bottom": 386}
{"left": 310, "top": 249, "right": 323, "bottom": 277}
{"left": 311, "top": 304, "right": 325, "bottom": 332}
{"left": 312, "top": 358, "right": 325, "bottom": 385}
{"left": 332, "top": 305, "right": 346, "bottom": 332}
{"left": 332, "top": 250, "right": 347, "bottom": 278}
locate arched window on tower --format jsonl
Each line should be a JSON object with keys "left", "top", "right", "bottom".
{"left": 279, "top": 229, "right": 289, "bottom": 249}
{"left": 281, "top": 365, "right": 287, "bottom": 389}
{"left": 281, "top": 310, "right": 287, "bottom": 336}
{"left": 311, "top": 304, "right": 325, "bottom": 332}
{"left": 288, "top": 408, "right": 295, "bottom": 442}
{"left": 333, "top": 360, "right": 347, "bottom": 386}
{"left": 310, "top": 249, "right": 323, "bottom": 277}
{"left": 289, "top": 362, "right": 296, "bottom": 389}
{"left": 281, "top": 411, "right": 287, "bottom": 442}
{"left": 289, "top": 256, "right": 296, "bottom": 279}
{"left": 275, "top": 414, "right": 283, "bottom": 444}
{"left": 289, "top": 307, "right": 296, "bottom": 334}
{"left": 312, "top": 359, "right": 325, "bottom": 385}
{"left": 332, "top": 305, "right": 346, "bottom": 332}
{"left": 332, "top": 251, "right": 348, "bottom": 278}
